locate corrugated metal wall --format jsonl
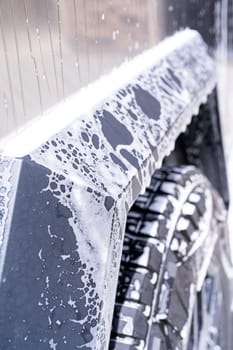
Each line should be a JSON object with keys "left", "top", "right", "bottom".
{"left": 0, "top": 0, "right": 222, "bottom": 142}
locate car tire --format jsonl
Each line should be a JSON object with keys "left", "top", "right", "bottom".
{"left": 110, "top": 165, "right": 230, "bottom": 350}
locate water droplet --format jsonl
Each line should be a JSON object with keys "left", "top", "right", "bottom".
{"left": 134, "top": 41, "right": 139, "bottom": 50}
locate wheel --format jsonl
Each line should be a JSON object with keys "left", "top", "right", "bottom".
{"left": 110, "top": 165, "right": 231, "bottom": 349}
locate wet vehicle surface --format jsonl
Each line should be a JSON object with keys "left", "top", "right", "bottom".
{"left": 0, "top": 1, "right": 233, "bottom": 350}
{"left": 0, "top": 0, "right": 222, "bottom": 142}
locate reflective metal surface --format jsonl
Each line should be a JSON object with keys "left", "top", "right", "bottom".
{"left": 0, "top": 32, "right": 219, "bottom": 349}
{"left": 0, "top": 0, "right": 221, "bottom": 140}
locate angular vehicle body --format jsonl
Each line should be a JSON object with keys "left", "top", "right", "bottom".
{"left": 0, "top": 2, "right": 232, "bottom": 350}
